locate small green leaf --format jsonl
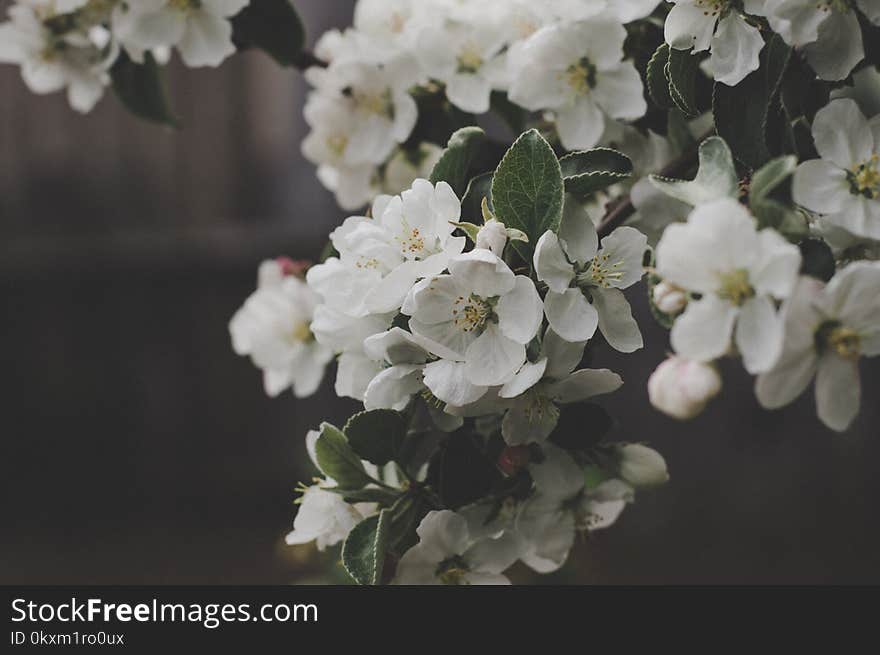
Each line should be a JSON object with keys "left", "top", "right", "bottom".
{"left": 231, "top": 0, "right": 306, "bottom": 67}
{"left": 344, "top": 409, "right": 406, "bottom": 466}
{"left": 559, "top": 148, "right": 633, "bottom": 200}
{"left": 491, "top": 129, "right": 564, "bottom": 243}
{"left": 461, "top": 171, "right": 494, "bottom": 222}
{"left": 110, "top": 51, "right": 177, "bottom": 126}
{"left": 646, "top": 43, "right": 674, "bottom": 110}
{"left": 749, "top": 156, "right": 808, "bottom": 240}
{"left": 342, "top": 510, "right": 390, "bottom": 585}
{"left": 314, "top": 422, "right": 371, "bottom": 490}
{"left": 429, "top": 126, "right": 487, "bottom": 197}
{"left": 451, "top": 221, "right": 481, "bottom": 242}
{"left": 324, "top": 487, "right": 401, "bottom": 504}
{"left": 666, "top": 48, "right": 702, "bottom": 118}
{"left": 714, "top": 34, "right": 792, "bottom": 169}
{"left": 650, "top": 136, "right": 738, "bottom": 205}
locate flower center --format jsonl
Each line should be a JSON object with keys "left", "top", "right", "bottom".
{"left": 351, "top": 88, "right": 394, "bottom": 118}
{"left": 848, "top": 154, "right": 880, "bottom": 199}
{"left": 288, "top": 321, "right": 313, "bottom": 345}
{"left": 716, "top": 269, "right": 754, "bottom": 306}
{"left": 522, "top": 389, "right": 560, "bottom": 425}
{"left": 169, "top": 0, "right": 201, "bottom": 13}
{"left": 578, "top": 251, "right": 626, "bottom": 288}
{"left": 452, "top": 294, "right": 494, "bottom": 333}
{"left": 436, "top": 555, "right": 469, "bottom": 585}
{"left": 816, "top": 321, "right": 861, "bottom": 360}
{"left": 562, "top": 57, "right": 597, "bottom": 96}
{"left": 326, "top": 134, "right": 348, "bottom": 157}
{"left": 456, "top": 45, "right": 483, "bottom": 74}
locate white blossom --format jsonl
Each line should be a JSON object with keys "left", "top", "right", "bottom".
{"left": 229, "top": 260, "right": 333, "bottom": 398}
{"left": 648, "top": 355, "right": 722, "bottom": 420}
{"left": 655, "top": 198, "right": 802, "bottom": 373}
{"left": 792, "top": 99, "right": 880, "bottom": 241}
{"left": 652, "top": 280, "right": 689, "bottom": 315}
{"left": 756, "top": 263, "right": 880, "bottom": 432}
{"left": 403, "top": 248, "right": 544, "bottom": 392}
{"left": 508, "top": 19, "right": 647, "bottom": 150}
{"left": 665, "top": 0, "right": 765, "bottom": 86}
{"left": 534, "top": 202, "right": 647, "bottom": 351}
{"left": 393, "top": 510, "right": 519, "bottom": 585}
{"left": 0, "top": 2, "right": 114, "bottom": 112}
{"left": 112, "top": 0, "right": 248, "bottom": 68}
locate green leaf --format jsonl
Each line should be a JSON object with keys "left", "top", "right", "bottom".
{"left": 460, "top": 172, "right": 494, "bottom": 222}
{"left": 344, "top": 409, "right": 406, "bottom": 466}
{"left": 110, "top": 51, "right": 177, "bottom": 126}
{"left": 324, "top": 487, "right": 401, "bottom": 504}
{"left": 650, "top": 136, "right": 738, "bottom": 205}
{"left": 559, "top": 148, "right": 632, "bottom": 200}
{"left": 713, "top": 34, "right": 792, "bottom": 169}
{"left": 231, "top": 0, "right": 306, "bottom": 67}
{"left": 491, "top": 129, "right": 564, "bottom": 243}
{"left": 429, "top": 126, "right": 487, "bottom": 197}
{"left": 666, "top": 48, "right": 702, "bottom": 118}
{"left": 749, "top": 156, "right": 808, "bottom": 240}
{"left": 646, "top": 43, "right": 674, "bottom": 110}
{"left": 314, "top": 422, "right": 371, "bottom": 490}
{"left": 342, "top": 510, "right": 390, "bottom": 585}
{"left": 799, "top": 239, "right": 836, "bottom": 282}
{"left": 385, "top": 495, "right": 428, "bottom": 557}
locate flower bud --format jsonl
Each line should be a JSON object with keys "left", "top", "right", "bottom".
{"left": 476, "top": 219, "right": 508, "bottom": 256}
{"left": 647, "top": 356, "right": 721, "bottom": 420}
{"left": 617, "top": 444, "right": 669, "bottom": 487}
{"left": 652, "top": 280, "right": 687, "bottom": 314}
{"left": 276, "top": 257, "right": 310, "bottom": 278}
{"left": 497, "top": 445, "right": 530, "bottom": 476}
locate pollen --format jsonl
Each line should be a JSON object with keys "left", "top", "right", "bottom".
{"left": 848, "top": 154, "right": 880, "bottom": 199}
{"left": 457, "top": 45, "right": 483, "bottom": 74}
{"left": 353, "top": 89, "right": 394, "bottom": 118}
{"left": 828, "top": 326, "right": 861, "bottom": 360}
{"left": 561, "top": 57, "right": 597, "bottom": 96}
{"left": 716, "top": 269, "right": 754, "bottom": 306}
{"left": 452, "top": 294, "right": 492, "bottom": 333}
{"left": 580, "top": 252, "right": 625, "bottom": 288}
{"left": 436, "top": 556, "right": 470, "bottom": 585}
{"left": 289, "top": 321, "right": 314, "bottom": 345}
{"left": 326, "top": 134, "right": 348, "bottom": 157}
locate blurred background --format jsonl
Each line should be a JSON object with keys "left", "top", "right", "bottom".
{"left": 2, "top": 1, "right": 879, "bottom": 585}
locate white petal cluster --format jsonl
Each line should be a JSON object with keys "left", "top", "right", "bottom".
{"left": 229, "top": 259, "right": 333, "bottom": 398}
{"left": 303, "top": 0, "right": 658, "bottom": 208}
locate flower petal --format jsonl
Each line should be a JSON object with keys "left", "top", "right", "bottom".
{"left": 670, "top": 295, "right": 737, "bottom": 362}
{"left": 735, "top": 295, "right": 783, "bottom": 374}
{"left": 546, "top": 368, "right": 623, "bottom": 404}
{"left": 543, "top": 288, "right": 599, "bottom": 343}
{"left": 464, "top": 325, "right": 527, "bottom": 387}
{"left": 815, "top": 353, "right": 861, "bottom": 432}
{"left": 592, "top": 287, "right": 643, "bottom": 353}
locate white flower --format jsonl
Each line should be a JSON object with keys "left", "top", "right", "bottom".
{"left": 393, "top": 510, "right": 519, "bottom": 585}
{"left": 305, "top": 55, "right": 420, "bottom": 166}
{"left": 382, "top": 143, "right": 444, "bottom": 196}
{"left": 756, "top": 263, "right": 880, "bottom": 432}
{"left": 361, "top": 327, "right": 430, "bottom": 411}
{"left": 762, "top": 0, "right": 864, "bottom": 81}
{"left": 533, "top": 203, "right": 647, "bottom": 352}
{"left": 307, "top": 179, "right": 466, "bottom": 317}
{"left": 285, "top": 485, "right": 367, "bottom": 551}
{"left": 0, "top": 3, "right": 114, "bottom": 112}
{"left": 652, "top": 280, "right": 689, "bottom": 315}
{"left": 648, "top": 355, "right": 722, "bottom": 420}
{"left": 229, "top": 259, "right": 333, "bottom": 398}
{"left": 617, "top": 444, "right": 669, "bottom": 487}
{"left": 792, "top": 99, "right": 880, "bottom": 241}
{"left": 416, "top": 19, "right": 509, "bottom": 114}
{"left": 665, "top": 1, "right": 765, "bottom": 86}
{"left": 403, "top": 248, "right": 543, "bottom": 395}
{"left": 655, "top": 198, "right": 802, "bottom": 373}
{"left": 475, "top": 219, "right": 509, "bottom": 256}
{"left": 508, "top": 19, "right": 647, "bottom": 150}
{"left": 113, "top": 0, "right": 248, "bottom": 68}
{"left": 515, "top": 444, "right": 633, "bottom": 572}
{"left": 498, "top": 329, "right": 623, "bottom": 445}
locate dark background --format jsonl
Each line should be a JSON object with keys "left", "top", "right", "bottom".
{"left": 1, "top": 1, "right": 878, "bottom": 585}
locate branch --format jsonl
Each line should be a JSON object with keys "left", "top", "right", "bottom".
{"left": 595, "top": 133, "right": 708, "bottom": 238}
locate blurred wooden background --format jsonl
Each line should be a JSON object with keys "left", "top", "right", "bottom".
{"left": 1, "top": 1, "right": 879, "bottom": 584}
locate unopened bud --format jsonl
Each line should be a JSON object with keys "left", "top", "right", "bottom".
{"left": 652, "top": 280, "right": 687, "bottom": 315}
{"left": 647, "top": 356, "right": 721, "bottom": 420}
{"left": 617, "top": 444, "right": 669, "bottom": 487}
{"left": 477, "top": 219, "right": 508, "bottom": 256}
{"left": 276, "top": 257, "right": 310, "bottom": 278}
{"left": 497, "top": 445, "right": 531, "bottom": 476}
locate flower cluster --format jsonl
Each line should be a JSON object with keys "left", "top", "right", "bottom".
{"left": 0, "top": 0, "right": 249, "bottom": 113}
{"left": 302, "top": 0, "right": 661, "bottom": 209}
